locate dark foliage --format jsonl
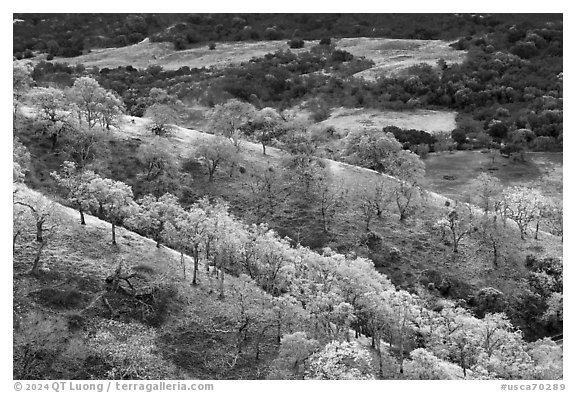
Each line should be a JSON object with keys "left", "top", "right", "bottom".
{"left": 385, "top": 126, "right": 437, "bottom": 150}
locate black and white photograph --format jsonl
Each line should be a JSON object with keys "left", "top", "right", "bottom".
{"left": 10, "top": 9, "right": 566, "bottom": 388}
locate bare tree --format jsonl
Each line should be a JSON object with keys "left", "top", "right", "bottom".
{"left": 14, "top": 196, "right": 59, "bottom": 274}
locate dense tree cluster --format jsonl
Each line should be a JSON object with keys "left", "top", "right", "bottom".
{"left": 34, "top": 160, "right": 564, "bottom": 379}
{"left": 14, "top": 13, "right": 561, "bottom": 56}
{"left": 29, "top": 21, "right": 562, "bottom": 150}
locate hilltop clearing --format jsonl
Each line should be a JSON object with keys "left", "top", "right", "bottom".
{"left": 44, "top": 38, "right": 309, "bottom": 71}
{"left": 43, "top": 37, "right": 465, "bottom": 79}
{"left": 320, "top": 107, "right": 458, "bottom": 135}
{"left": 334, "top": 37, "right": 466, "bottom": 80}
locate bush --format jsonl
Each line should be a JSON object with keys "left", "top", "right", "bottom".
{"left": 288, "top": 38, "right": 305, "bottom": 49}
{"left": 473, "top": 287, "right": 508, "bottom": 317}
{"left": 307, "top": 98, "right": 331, "bottom": 122}
{"left": 208, "top": 42, "right": 216, "bottom": 50}
{"left": 264, "top": 27, "right": 283, "bottom": 40}
{"left": 87, "top": 320, "right": 178, "bottom": 379}
{"left": 319, "top": 37, "right": 331, "bottom": 45}
{"left": 413, "top": 143, "right": 430, "bottom": 158}
{"left": 14, "top": 311, "right": 89, "bottom": 379}
{"left": 331, "top": 49, "right": 354, "bottom": 62}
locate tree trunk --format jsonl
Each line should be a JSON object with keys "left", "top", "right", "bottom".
{"left": 181, "top": 251, "right": 186, "bottom": 279}
{"left": 192, "top": 246, "right": 199, "bottom": 285}
{"left": 36, "top": 221, "right": 43, "bottom": 242}
{"left": 205, "top": 243, "right": 211, "bottom": 271}
{"left": 377, "top": 339, "right": 384, "bottom": 378}
{"left": 460, "top": 351, "right": 467, "bottom": 377}
{"left": 219, "top": 269, "right": 225, "bottom": 299}
{"left": 111, "top": 223, "right": 116, "bottom": 245}
{"left": 31, "top": 240, "right": 47, "bottom": 275}
{"left": 79, "top": 209, "right": 86, "bottom": 225}
{"left": 535, "top": 220, "right": 540, "bottom": 240}
{"left": 492, "top": 240, "right": 498, "bottom": 267}
{"left": 50, "top": 133, "right": 58, "bottom": 151}
{"left": 208, "top": 165, "right": 215, "bottom": 182}
{"left": 262, "top": 142, "right": 266, "bottom": 156}
{"left": 277, "top": 321, "right": 282, "bottom": 344}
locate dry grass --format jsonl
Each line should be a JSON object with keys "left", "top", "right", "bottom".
{"left": 42, "top": 37, "right": 465, "bottom": 80}
{"left": 334, "top": 37, "right": 467, "bottom": 80}
{"left": 111, "top": 116, "right": 561, "bottom": 300}
{"left": 422, "top": 150, "right": 563, "bottom": 203}
{"left": 46, "top": 38, "right": 309, "bottom": 70}
{"left": 12, "top": 183, "right": 283, "bottom": 379}
{"left": 320, "top": 107, "right": 458, "bottom": 135}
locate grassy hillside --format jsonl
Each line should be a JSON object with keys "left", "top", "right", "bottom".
{"left": 16, "top": 110, "right": 562, "bottom": 341}
{"left": 41, "top": 37, "right": 465, "bottom": 82}
{"left": 336, "top": 37, "right": 466, "bottom": 80}
{"left": 422, "top": 151, "right": 563, "bottom": 203}
{"left": 13, "top": 185, "right": 290, "bottom": 379}
{"left": 320, "top": 107, "right": 458, "bottom": 135}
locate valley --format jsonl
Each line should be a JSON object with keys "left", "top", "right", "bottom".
{"left": 12, "top": 13, "right": 563, "bottom": 382}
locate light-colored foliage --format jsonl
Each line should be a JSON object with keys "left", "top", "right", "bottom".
{"left": 68, "top": 76, "right": 108, "bottom": 128}
{"left": 469, "top": 173, "right": 503, "bottom": 213}
{"left": 305, "top": 340, "right": 374, "bottom": 380}
{"left": 404, "top": 348, "right": 458, "bottom": 379}
{"left": 126, "top": 193, "right": 180, "bottom": 248}
{"left": 145, "top": 103, "right": 178, "bottom": 136}
{"left": 195, "top": 136, "right": 238, "bottom": 181}
{"left": 50, "top": 161, "right": 99, "bottom": 225}
{"left": 208, "top": 99, "right": 256, "bottom": 150}
{"left": 501, "top": 186, "right": 546, "bottom": 239}
{"left": 88, "top": 177, "right": 137, "bottom": 244}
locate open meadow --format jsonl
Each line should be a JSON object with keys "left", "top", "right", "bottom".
{"left": 335, "top": 37, "right": 466, "bottom": 80}
{"left": 45, "top": 37, "right": 465, "bottom": 81}
{"left": 422, "top": 151, "right": 563, "bottom": 203}
{"left": 320, "top": 107, "right": 458, "bottom": 135}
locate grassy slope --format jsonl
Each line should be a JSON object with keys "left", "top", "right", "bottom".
{"left": 82, "top": 117, "right": 564, "bottom": 296}
{"left": 41, "top": 37, "right": 465, "bottom": 80}
{"left": 16, "top": 109, "right": 562, "bottom": 329}
{"left": 422, "top": 150, "right": 563, "bottom": 203}
{"left": 320, "top": 106, "right": 458, "bottom": 135}
{"left": 14, "top": 109, "right": 562, "bottom": 378}
{"left": 43, "top": 38, "right": 308, "bottom": 71}
{"left": 13, "top": 185, "right": 286, "bottom": 379}
{"left": 335, "top": 37, "right": 466, "bottom": 80}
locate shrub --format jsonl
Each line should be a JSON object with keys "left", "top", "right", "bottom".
{"left": 319, "top": 37, "right": 331, "bottom": 45}
{"left": 288, "top": 38, "right": 305, "bottom": 49}
{"left": 264, "top": 27, "right": 283, "bottom": 40}
{"left": 14, "top": 311, "right": 89, "bottom": 379}
{"left": 331, "top": 49, "right": 353, "bottom": 62}
{"left": 87, "top": 320, "right": 178, "bottom": 379}
{"left": 413, "top": 143, "right": 430, "bottom": 158}
{"left": 307, "top": 98, "right": 331, "bottom": 122}
{"left": 473, "top": 287, "right": 508, "bottom": 317}
{"left": 208, "top": 42, "right": 216, "bottom": 50}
